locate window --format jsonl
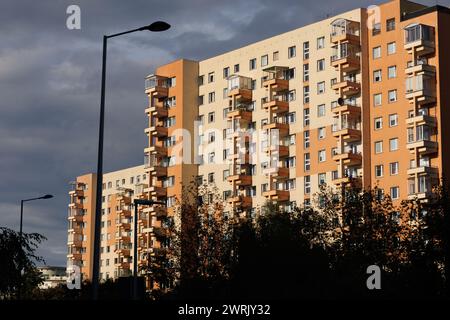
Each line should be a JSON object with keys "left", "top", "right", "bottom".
{"left": 208, "top": 172, "right": 215, "bottom": 183}
{"left": 389, "top": 138, "right": 398, "bottom": 151}
{"left": 317, "top": 104, "right": 325, "bottom": 117}
{"left": 165, "top": 96, "right": 176, "bottom": 107}
{"left": 163, "top": 176, "right": 175, "bottom": 188}
{"left": 390, "top": 186, "right": 399, "bottom": 199}
{"left": 317, "top": 82, "right": 325, "bottom": 94}
{"left": 303, "top": 86, "right": 310, "bottom": 103}
{"left": 387, "top": 42, "right": 396, "bottom": 55}
{"left": 208, "top": 152, "right": 215, "bottom": 164}
{"left": 198, "top": 75, "right": 204, "bottom": 85}
{"left": 223, "top": 88, "right": 228, "bottom": 99}
{"left": 273, "top": 51, "right": 279, "bottom": 61}
{"left": 318, "top": 173, "right": 326, "bottom": 186}
{"left": 388, "top": 90, "right": 397, "bottom": 103}
{"left": 198, "top": 95, "right": 204, "bottom": 105}
{"left": 287, "top": 112, "right": 296, "bottom": 123}
{"left": 249, "top": 58, "right": 257, "bottom": 70}
{"left": 234, "top": 64, "right": 240, "bottom": 73}
{"left": 208, "top": 91, "right": 215, "bottom": 103}
{"left": 318, "top": 150, "right": 326, "bottom": 162}
{"left": 373, "top": 22, "right": 381, "bottom": 35}
{"left": 389, "top": 114, "right": 398, "bottom": 127}
{"left": 375, "top": 141, "right": 383, "bottom": 154}
{"left": 318, "top": 127, "right": 326, "bottom": 139}
{"left": 390, "top": 162, "right": 399, "bottom": 175}
{"left": 208, "top": 132, "right": 215, "bottom": 143}
{"left": 208, "top": 112, "right": 215, "bottom": 123}
{"left": 374, "top": 117, "right": 383, "bottom": 130}
{"left": 374, "top": 93, "right": 382, "bottom": 106}
{"left": 303, "top": 108, "right": 310, "bottom": 126}
{"left": 317, "top": 37, "right": 325, "bottom": 49}
{"left": 386, "top": 18, "right": 395, "bottom": 31}
{"left": 373, "top": 46, "right": 381, "bottom": 59}
{"left": 375, "top": 165, "right": 384, "bottom": 177}
{"left": 388, "top": 65, "right": 397, "bottom": 79}
{"left": 288, "top": 90, "right": 296, "bottom": 102}
{"left": 261, "top": 54, "right": 268, "bottom": 67}
{"left": 208, "top": 72, "right": 215, "bottom": 83}
{"left": 223, "top": 67, "right": 230, "bottom": 79}
{"left": 317, "top": 59, "right": 325, "bottom": 71}
{"left": 303, "top": 64, "right": 309, "bottom": 82}
{"left": 303, "top": 41, "right": 309, "bottom": 59}
{"left": 288, "top": 46, "right": 296, "bottom": 58}
{"left": 304, "top": 176, "right": 311, "bottom": 194}
{"left": 289, "top": 134, "right": 296, "bottom": 145}
{"left": 304, "top": 153, "right": 310, "bottom": 171}
{"left": 373, "top": 69, "right": 382, "bottom": 82}
{"left": 304, "top": 130, "right": 310, "bottom": 148}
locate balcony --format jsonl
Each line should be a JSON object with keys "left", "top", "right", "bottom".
{"left": 405, "top": 114, "right": 436, "bottom": 127}
{"left": 407, "top": 139, "right": 438, "bottom": 154}
{"left": 145, "top": 75, "right": 169, "bottom": 98}
{"left": 117, "top": 205, "right": 132, "bottom": 217}
{"left": 67, "top": 253, "right": 82, "bottom": 261}
{"left": 116, "top": 232, "right": 131, "bottom": 242}
{"left": 331, "top": 43, "right": 360, "bottom": 72}
{"left": 145, "top": 164, "right": 167, "bottom": 177}
{"left": 262, "top": 96, "right": 289, "bottom": 114}
{"left": 405, "top": 61, "right": 436, "bottom": 75}
{"left": 68, "top": 208, "right": 84, "bottom": 222}
{"left": 405, "top": 75, "right": 436, "bottom": 104}
{"left": 227, "top": 105, "right": 252, "bottom": 122}
{"left": 149, "top": 226, "right": 166, "bottom": 238}
{"left": 227, "top": 174, "right": 252, "bottom": 186}
{"left": 262, "top": 189, "right": 289, "bottom": 202}
{"left": 330, "top": 18, "right": 360, "bottom": 44}
{"left": 117, "top": 218, "right": 131, "bottom": 230}
{"left": 263, "top": 166, "right": 289, "bottom": 179}
{"left": 67, "top": 235, "right": 82, "bottom": 247}
{"left": 404, "top": 24, "right": 435, "bottom": 56}
{"left": 332, "top": 151, "right": 362, "bottom": 166}
{"left": 68, "top": 202, "right": 83, "bottom": 209}
{"left": 332, "top": 122, "right": 361, "bottom": 142}
{"left": 145, "top": 125, "right": 168, "bottom": 138}
{"left": 143, "top": 205, "right": 167, "bottom": 217}
{"left": 332, "top": 80, "right": 360, "bottom": 97}
{"left": 332, "top": 176, "right": 362, "bottom": 187}
{"left": 263, "top": 144, "right": 289, "bottom": 158}
{"left": 227, "top": 75, "right": 253, "bottom": 102}
{"left": 228, "top": 151, "right": 250, "bottom": 164}
{"left": 116, "top": 193, "right": 131, "bottom": 205}
{"left": 331, "top": 102, "right": 361, "bottom": 116}
{"left": 407, "top": 165, "right": 438, "bottom": 176}
{"left": 262, "top": 66, "right": 289, "bottom": 92}
{"left": 146, "top": 185, "right": 167, "bottom": 198}
{"left": 262, "top": 121, "right": 289, "bottom": 136}
{"left": 227, "top": 194, "right": 252, "bottom": 208}
{"left": 145, "top": 104, "right": 168, "bottom": 118}
{"left": 144, "top": 145, "right": 167, "bottom": 157}
{"left": 115, "top": 245, "right": 131, "bottom": 256}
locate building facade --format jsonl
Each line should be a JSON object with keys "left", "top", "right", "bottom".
{"left": 68, "top": 0, "right": 450, "bottom": 286}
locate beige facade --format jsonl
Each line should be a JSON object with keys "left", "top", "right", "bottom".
{"left": 68, "top": 0, "right": 450, "bottom": 287}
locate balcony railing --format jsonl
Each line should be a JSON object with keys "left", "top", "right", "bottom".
{"left": 227, "top": 75, "right": 252, "bottom": 91}
{"left": 405, "top": 24, "right": 434, "bottom": 45}
{"left": 332, "top": 121, "right": 361, "bottom": 132}
{"left": 145, "top": 75, "right": 168, "bottom": 90}
{"left": 330, "top": 18, "right": 360, "bottom": 38}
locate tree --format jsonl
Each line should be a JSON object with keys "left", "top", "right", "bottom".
{"left": 0, "top": 227, "right": 46, "bottom": 299}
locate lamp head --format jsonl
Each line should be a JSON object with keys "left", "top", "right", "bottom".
{"left": 40, "top": 194, "right": 54, "bottom": 199}
{"left": 141, "top": 21, "right": 171, "bottom": 32}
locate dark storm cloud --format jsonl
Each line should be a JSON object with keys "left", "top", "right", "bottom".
{"left": 0, "top": 0, "right": 448, "bottom": 266}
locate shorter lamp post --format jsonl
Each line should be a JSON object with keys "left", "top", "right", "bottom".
{"left": 18, "top": 194, "right": 54, "bottom": 299}
{"left": 133, "top": 199, "right": 166, "bottom": 300}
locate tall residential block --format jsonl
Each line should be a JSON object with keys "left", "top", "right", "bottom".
{"left": 67, "top": 0, "right": 450, "bottom": 288}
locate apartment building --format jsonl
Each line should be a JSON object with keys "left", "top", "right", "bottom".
{"left": 68, "top": 0, "right": 450, "bottom": 286}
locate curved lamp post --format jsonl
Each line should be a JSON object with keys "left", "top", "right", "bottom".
{"left": 18, "top": 194, "right": 54, "bottom": 299}
{"left": 92, "top": 21, "right": 170, "bottom": 300}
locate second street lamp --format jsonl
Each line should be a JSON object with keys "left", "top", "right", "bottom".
{"left": 92, "top": 21, "right": 171, "bottom": 300}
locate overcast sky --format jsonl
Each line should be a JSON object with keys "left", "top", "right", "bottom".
{"left": 0, "top": 0, "right": 448, "bottom": 266}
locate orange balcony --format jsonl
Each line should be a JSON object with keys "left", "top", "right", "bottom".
{"left": 146, "top": 185, "right": 167, "bottom": 198}
{"left": 262, "top": 189, "right": 289, "bottom": 202}
{"left": 117, "top": 219, "right": 131, "bottom": 230}
{"left": 145, "top": 125, "right": 168, "bottom": 138}
{"left": 68, "top": 189, "right": 84, "bottom": 197}
{"left": 262, "top": 66, "right": 289, "bottom": 92}
{"left": 405, "top": 115, "right": 436, "bottom": 127}
{"left": 332, "top": 152, "right": 362, "bottom": 166}
{"left": 332, "top": 125, "right": 361, "bottom": 142}
{"left": 331, "top": 103, "right": 361, "bottom": 116}
{"left": 262, "top": 122, "right": 289, "bottom": 136}
{"left": 263, "top": 166, "right": 289, "bottom": 179}
{"left": 228, "top": 152, "right": 250, "bottom": 164}
{"left": 117, "top": 206, "right": 132, "bottom": 217}
{"left": 145, "top": 75, "right": 169, "bottom": 98}
{"left": 67, "top": 253, "right": 82, "bottom": 261}
{"left": 333, "top": 176, "right": 362, "bottom": 187}
{"left": 116, "top": 194, "right": 131, "bottom": 204}
{"left": 404, "top": 25, "right": 435, "bottom": 56}
{"left": 149, "top": 226, "right": 166, "bottom": 238}
{"left": 331, "top": 55, "right": 360, "bottom": 72}
{"left": 405, "top": 63, "right": 436, "bottom": 75}
{"left": 115, "top": 247, "right": 131, "bottom": 256}
{"left": 227, "top": 174, "right": 252, "bottom": 186}
{"left": 262, "top": 98, "right": 289, "bottom": 114}
{"left": 145, "top": 104, "right": 168, "bottom": 118}
{"left": 228, "top": 88, "right": 252, "bottom": 102}
{"left": 332, "top": 80, "right": 360, "bottom": 96}
{"left": 144, "top": 205, "right": 167, "bottom": 217}
{"left": 227, "top": 107, "right": 252, "bottom": 122}
{"left": 68, "top": 209, "right": 84, "bottom": 222}
{"left": 68, "top": 202, "right": 83, "bottom": 210}
{"left": 144, "top": 165, "right": 167, "bottom": 177}
{"left": 116, "top": 233, "right": 131, "bottom": 242}
{"left": 407, "top": 139, "right": 438, "bottom": 155}
{"left": 144, "top": 145, "right": 167, "bottom": 157}
{"left": 148, "top": 247, "right": 166, "bottom": 256}
{"left": 264, "top": 144, "right": 289, "bottom": 158}
{"left": 407, "top": 165, "right": 438, "bottom": 176}
{"left": 330, "top": 19, "right": 360, "bottom": 44}
{"left": 227, "top": 195, "right": 252, "bottom": 208}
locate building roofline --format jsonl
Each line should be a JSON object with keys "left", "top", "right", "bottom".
{"left": 402, "top": 4, "right": 450, "bottom": 21}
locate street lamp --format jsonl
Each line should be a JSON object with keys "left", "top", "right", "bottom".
{"left": 92, "top": 21, "right": 171, "bottom": 300}
{"left": 133, "top": 199, "right": 166, "bottom": 300}
{"left": 18, "top": 194, "right": 54, "bottom": 299}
